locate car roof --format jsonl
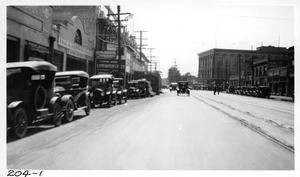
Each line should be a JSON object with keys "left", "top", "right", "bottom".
{"left": 90, "top": 74, "right": 114, "bottom": 79}
{"left": 128, "top": 80, "right": 139, "bottom": 84}
{"left": 7, "top": 61, "right": 57, "bottom": 72}
{"left": 56, "top": 70, "right": 89, "bottom": 78}
{"left": 113, "top": 78, "right": 123, "bottom": 81}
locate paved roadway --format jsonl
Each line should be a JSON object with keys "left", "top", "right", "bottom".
{"left": 7, "top": 90, "right": 294, "bottom": 170}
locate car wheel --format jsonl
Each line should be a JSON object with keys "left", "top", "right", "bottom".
{"left": 85, "top": 97, "right": 91, "bottom": 115}
{"left": 53, "top": 103, "right": 62, "bottom": 127}
{"left": 12, "top": 107, "right": 28, "bottom": 139}
{"left": 65, "top": 100, "right": 74, "bottom": 122}
{"left": 119, "top": 95, "right": 123, "bottom": 104}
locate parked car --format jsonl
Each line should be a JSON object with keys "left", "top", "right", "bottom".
{"left": 241, "top": 86, "right": 248, "bottom": 95}
{"left": 226, "top": 86, "right": 235, "bottom": 94}
{"left": 54, "top": 71, "right": 91, "bottom": 122}
{"left": 256, "top": 86, "right": 271, "bottom": 98}
{"left": 89, "top": 74, "right": 117, "bottom": 108}
{"left": 169, "top": 82, "right": 178, "bottom": 92}
{"left": 7, "top": 61, "right": 63, "bottom": 138}
{"left": 177, "top": 81, "right": 190, "bottom": 96}
{"left": 248, "top": 86, "right": 258, "bottom": 97}
{"left": 235, "top": 86, "right": 241, "bottom": 95}
{"left": 127, "top": 80, "right": 141, "bottom": 99}
{"left": 113, "top": 78, "right": 128, "bottom": 104}
{"left": 137, "top": 78, "right": 154, "bottom": 97}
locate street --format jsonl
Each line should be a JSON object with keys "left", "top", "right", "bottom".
{"left": 7, "top": 90, "right": 294, "bottom": 170}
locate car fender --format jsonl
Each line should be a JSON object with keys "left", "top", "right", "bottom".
{"left": 117, "top": 91, "right": 122, "bottom": 95}
{"left": 123, "top": 89, "right": 127, "bottom": 93}
{"left": 106, "top": 91, "right": 111, "bottom": 95}
{"left": 49, "top": 96, "right": 62, "bottom": 113}
{"left": 7, "top": 101, "right": 31, "bottom": 122}
{"left": 61, "top": 95, "right": 76, "bottom": 109}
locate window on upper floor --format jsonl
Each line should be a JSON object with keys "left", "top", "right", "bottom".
{"left": 74, "top": 29, "right": 82, "bottom": 45}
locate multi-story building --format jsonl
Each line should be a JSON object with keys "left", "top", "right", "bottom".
{"left": 7, "top": 5, "right": 150, "bottom": 80}
{"left": 7, "top": 6, "right": 56, "bottom": 63}
{"left": 95, "top": 6, "right": 150, "bottom": 84}
{"left": 197, "top": 46, "right": 293, "bottom": 96}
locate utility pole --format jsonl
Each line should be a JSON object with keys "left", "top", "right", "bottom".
{"left": 135, "top": 31, "right": 148, "bottom": 61}
{"left": 146, "top": 48, "right": 155, "bottom": 72}
{"left": 107, "top": 6, "right": 131, "bottom": 79}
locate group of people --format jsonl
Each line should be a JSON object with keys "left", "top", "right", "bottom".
{"left": 213, "top": 85, "right": 221, "bottom": 95}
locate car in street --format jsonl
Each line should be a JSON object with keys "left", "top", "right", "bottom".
{"left": 177, "top": 81, "right": 190, "bottom": 96}
{"left": 127, "top": 80, "right": 141, "bottom": 99}
{"left": 7, "top": 61, "right": 63, "bottom": 138}
{"left": 89, "top": 74, "right": 117, "bottom": 108}
{"left": 54, "top": 71, "right": 91, "bottom": 122}
{"left": 235, "top": 86, "right": 241, "bottom": 95}
{"left": 169, "top": 82, "right": 178, "bottom": 92}
{"left": 137, "top": 78, "right": 154, "bottom": 98}
{"left": 255, "top": 86, "right": 271, "bottom": 98}
{"left": 113, "top": 78, "right": 128, "bottom": 104}
{"left": 226, "top": 86, "right": 235, "bottom": 94}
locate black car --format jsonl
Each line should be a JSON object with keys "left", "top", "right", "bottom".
{"left": 169, "top": 82, "right": 178, "bottom": 92}
{"left": 137, "top": 79, "right": 153, "bottom": 98}
{"left": 256, "top": 86, "right": 271, "bottom": 98}
{"left": 7, "top": 61, "right": 63, "bottom": 138}
{"left": 89, "top": 74, "right": 117, "bottom": 108}
{"left": 226, "top": 86, "right": 235, "bottom": 94}
{"left": 177, "top": 81, "right": 190, "bottom": 96}
{"left": 127, "top": 80, "right": 141, "bottom": 99}
{"left": 54, "top": 71, "right": 91, "bottom": 122}
{"left": 113, "top": 78, "right": 128, "bottom": 104}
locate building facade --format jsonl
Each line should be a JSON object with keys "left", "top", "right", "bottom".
{"left": 7, "top": 6, "right": 55, "bottom": 63}
{"left": 198, "top": 46, "right": 293, "bottom": 96}
{"left": 7, "top": 5, "right": 150, "bottom": 81}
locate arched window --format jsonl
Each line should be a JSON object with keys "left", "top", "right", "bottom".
{"left": 74, "top": 29, "right": 82, "bottom": 45}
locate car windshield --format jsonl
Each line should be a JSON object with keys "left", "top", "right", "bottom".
{"left": 128, "top": 83, "right": 138, "bottom": 87}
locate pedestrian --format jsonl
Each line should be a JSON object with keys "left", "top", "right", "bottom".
{"left": 217, "top": 85, "right": 220, "bottom": 95}
{"left": 213, "top": 86, "right": 216, "bottom": 95}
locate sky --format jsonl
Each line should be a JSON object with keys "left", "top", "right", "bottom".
{"left": 106, "top": 0, "right": 295, "bottom": 78}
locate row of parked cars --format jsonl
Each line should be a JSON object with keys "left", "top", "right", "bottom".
{"left": 7, "top": 61, "right": 155, "bottom": 139}
{"left": 226, "top": 85, "right": 271, "bottom": 98}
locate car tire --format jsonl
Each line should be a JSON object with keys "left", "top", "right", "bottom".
{"left": 33, "top": 86, "right": 47, "bottom": 109}
{"left": 52, "top": 103, "right": 62, "bottom": 127}
{"left": 65, "top": 100, "right": 74, "bottom": 122}
{"left": 85, "top": 97, "right": 91, "bottom": 116}
{"left": 11, "top": 107, "right": 28, "bottom": 139}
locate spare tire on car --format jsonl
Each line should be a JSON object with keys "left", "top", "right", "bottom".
{"left": 33, "top": 85, "right": 47, "bottom": 109}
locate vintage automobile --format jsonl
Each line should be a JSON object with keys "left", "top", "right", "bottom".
{"left": 89, "top": 74, "right": 117, "bottom": 108}
{"left": 226, "top": 86, "right": 235, "bottom": 94}
{"left": 169, "top": 82, "right": 178, "bottom": 92}
{"left": 235, "top": 86, "right": 241, "bottom": 95}
{"left": 113, "top": 78, "right": 128, "bottom": 104}
{"left": 127, "top": 80, "right": 141, "bottom": 99}
{"left": 255, "top": 86, "right": 271, "bottom": 98}
{"left": 137, "top": 78, "right": 154, "bottom": 98}
{"left": 177, "top": 81, "right": 190, "bottom": 96}
{"left": 54, "top": 71, "right": 91, "bottom": 122}
{"left": 7, "top": 61, "right": 63, "bottom": 138}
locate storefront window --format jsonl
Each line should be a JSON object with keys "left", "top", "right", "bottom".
{"left": 74, "top": 29, "right": 82, "bottom": 45}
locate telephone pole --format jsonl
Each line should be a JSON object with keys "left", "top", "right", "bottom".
{"left": 107, "top": 6, "right": 131, "bottom": 78}
{"left": 135, "top": 31, "right": 148, "bottom": 61}
{"left": 146, "top": 48, "right": 155, "bottom": 72}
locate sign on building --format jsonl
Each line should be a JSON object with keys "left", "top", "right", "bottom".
{"left": 96, "top": 59, "right": 125, "bottom": 77}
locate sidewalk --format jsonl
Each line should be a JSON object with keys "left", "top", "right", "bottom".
{"left": 270, "top": 95, "right": 294, "bottom": 102}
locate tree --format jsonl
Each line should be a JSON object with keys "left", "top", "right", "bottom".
{"left": 168, "top": 65, "right": 181, "bottom": 83}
